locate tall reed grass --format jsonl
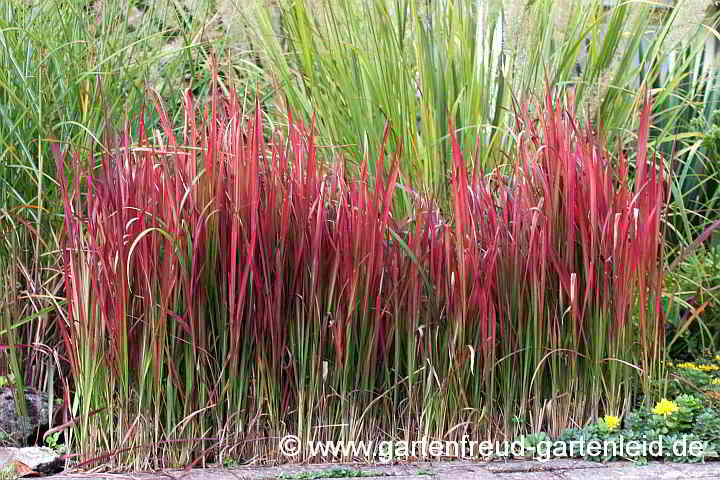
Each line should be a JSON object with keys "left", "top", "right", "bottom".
{"left": 240, "top": 0, "right": 681, "bottom": 204}
{"left": 55, "top": 77, "right": 666, "bottom": 467}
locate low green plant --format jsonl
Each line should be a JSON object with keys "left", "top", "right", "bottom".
{"left": 221, "top": 457, "right": 238, "bottom": 468}
{"left": 515, "top": 432, "right": 551, "bottom": 458}
{"left": 278, "top": 469, "right": 383, "bottom": 480}
{"left": 664, "top": 356, "right": 720, "bottom": 406}
{"left": 44, "top": 431, "right": 65, "bottom": 454}
{"left": 554, "top": 394, "right": 720, "bottom": 462}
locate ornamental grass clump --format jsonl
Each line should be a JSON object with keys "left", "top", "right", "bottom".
{"left": 444, "top": 89, "right": 666, "bottom": 437}
{"left": 55, "top": 79, "right": 409, "bottom": 467}
{"left": 55, "top": 78, "right": 667, "bottom": 467}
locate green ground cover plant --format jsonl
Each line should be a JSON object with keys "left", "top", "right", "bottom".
{"left": 278, "top": 468, "right": 385, "bottom": 480}
{"left": 551, "top": 393, "right": 720, "bottom": 462}
{"left": 665, "top": 355, "right": 720, "bottom": 402}
{"left": 523, "top": 355, "right": 720, "bottom": 463}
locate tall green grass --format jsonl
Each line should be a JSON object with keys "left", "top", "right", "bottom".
{"left": 644, "top": 13, "right": 720, "bottom": 355}
{"left": 240, "top": 0, "right": 685, "bottom": 205}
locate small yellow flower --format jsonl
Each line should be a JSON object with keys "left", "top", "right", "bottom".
{"left": 652, "top": 398, "right": 679, "bottom": 416}
{"left": 714, "top": 354, "right": 720, "bottom": 362}
{"left": 711, "top": 378, "right": 720, "bottom": 385}
{"left": 676, "top": 362, "right": 699, "bottom": 370}
{"left": 674, "top": 362, "right": 719, "bottom": 371}
{"left": 603, "top": 415, "right": 621, "bottom": 430}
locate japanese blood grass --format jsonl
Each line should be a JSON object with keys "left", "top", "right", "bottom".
{"left": 55, "top": 83, "right": 665, "bottom": 467}
{"left": 0, "top": 0, "right": 247, "bottom": 410}
{"left": 462, "top": 92, "right": 666, "bottom": 437}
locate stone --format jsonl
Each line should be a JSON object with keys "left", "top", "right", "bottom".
{"left": 0, "top": 387, "right": 49, "bottom": 446}
{"left": 0, "top": 446, "right": 63, "bottom": 476}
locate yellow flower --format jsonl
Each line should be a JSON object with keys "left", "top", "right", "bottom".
{"left": 603, "top": 415, "right": 621, "bottom": 430}
{"left": 652, "top": 398, "right": 679, "bottom": 416}
{"left": 676, "top": 362, "right": 699, "bottom": 370}
{"left": 715, "top": 355, "right": 720, "bottom": 362}
{"left": 674, "top": 362, "right": 719, "bottom": 371}
{"left": 711, "top": 378, "right": 720, "bottom": 385}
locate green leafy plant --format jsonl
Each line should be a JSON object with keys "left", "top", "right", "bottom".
{"left": 664, "top": 356, "right": 720, "bottom": 406}
{"left": 665, "top": 243, "right": 720, "bottom": 359}
{"left": 241, "top": 0, "right": 676, "bottom": 210}
{"left": 44, "top": 431, "right": 65, "bottom": 454}
{"left": 516, "top": 432, "right": 551, "bottom": 458}
{"left": 555, "top": 394, "right": 720, "bottom": 462}
{"left": 278, "top": 469, "right": 384, "bottom": 480}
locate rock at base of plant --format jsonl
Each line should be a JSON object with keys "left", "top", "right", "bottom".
{"left": 0, "top": 387, "right": 49, "bottom": 446}
{"left": 0, "top": 447, "right": 64, "bottom": 477}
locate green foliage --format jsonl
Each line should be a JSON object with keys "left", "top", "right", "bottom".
{"left": 517, "top": 432, "right": 552, "bottom": 453}
{"left": 654, "top": 31, "right": 720, "bottom": 349}
{"left": 278, "top": 469, "right": 383, "bottom": 480}
{"left": 241, "top": 0, "right": 677, "bottom": 209}
{"left": 665, "top": 244, "right": 720, "bottom": 358}
{"left": 663, "top": 356, "right": 720, "bottom": 409}
{"left": 666, "top": 366, "right": 714, "bottom": 397}
{"left": 555, "top": 394, "right": 720, "bottom": 462}
{"left": 44, "top": 431, "right": 65, "bottom": 454}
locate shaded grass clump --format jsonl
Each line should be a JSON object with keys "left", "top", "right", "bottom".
{"left": 55, "top": 80, "right": 666, "bottom": 468}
